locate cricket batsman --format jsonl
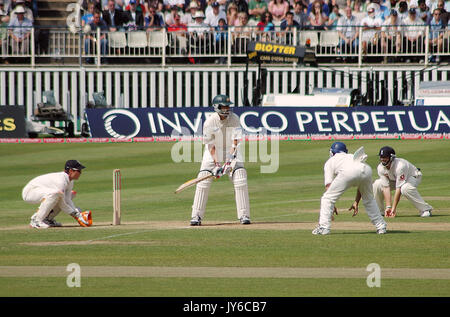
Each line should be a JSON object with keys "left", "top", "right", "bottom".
{"left": 372, "top": 146, "right": 433, "bottom": 218}
{"left": 190, "top": 94, "right": 250, "bottom": 226}
{"left": 22, "top": 160, "right": 92, "bottom": 228}
{"left": 312, "top": 142, "right": 387, "bottom": 235}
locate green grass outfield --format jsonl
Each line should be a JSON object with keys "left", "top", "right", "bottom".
{"left": 0, "top": 139, "right": 449, "bottom": 297}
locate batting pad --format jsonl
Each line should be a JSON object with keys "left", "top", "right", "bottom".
{"left": 232, "top": 168, "right": 250, "bottom": 219}
{"left": 191, "top": 171, "right": 213, "bottom": 219}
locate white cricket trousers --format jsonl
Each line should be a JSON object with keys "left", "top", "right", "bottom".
{"left": 191, "top": 161, "right": 250, "bottom": 220}
{"left": 319, "top": 163, "right": 386, "bottom": 230}
{"left": 22, "top": 184, "right": 70, "bottom": 221}
{"left": 373, "top": 172, "right": 432, "bottom": 214}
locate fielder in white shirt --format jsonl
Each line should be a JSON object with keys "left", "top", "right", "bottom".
{"left": 22, "top": 160, "right": 92, "bottom": 228}
{"left": 373, "top": 146, "right": 433, "bottom": 218}
{"left": 190, "top": 94, "right": 250, "bottom": 226}
{"left": 312, "top": 142, "right": 387, "bottom": 235}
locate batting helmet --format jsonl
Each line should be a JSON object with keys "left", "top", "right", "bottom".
{"left": 329, "top": 142, "right": 348, "bottom": 156}
{"left": 212, "top": 94, "right": 233, "bottom": 118}
{"left": 378, "top": 146, "right": 396, "bottom": 166}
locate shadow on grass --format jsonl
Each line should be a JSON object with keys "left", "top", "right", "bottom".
{"left": 340, "top": 230, "right": 411, "bottom": 235}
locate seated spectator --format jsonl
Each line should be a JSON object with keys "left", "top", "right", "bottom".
{"left": 248, "top": 0, "right": 268, "bottom": 24}
{"left": 436, "top": 0, "right": 449, "bottom": 25}
{"left": 397, "top": 1, "right": 409, "bottom": 22}
{"left": 268, "top": 0, "right": 289, "bottom": 25}
{"left": 402, "top": 7, "right": 426, "bottom": 57}
{"left": 381, "top": 9, "right": 403, "bottom": 60}
{"left": 225, "top": 0, "right": 248, "bottom": 15}
{"left": 361, "top": 4, "right": 383, "bottom": 54}
{"left": 125, "top": 0, "right": 145, "bottom": 30}
{"left": 233, "top": 11, "right": 252, "bottom": 53}
{"left": 280, "top": 11, "right": 300, "bottom": 44}
{"left": 145, "top": 0, "right": 164, "bottom": 13}
{"left": 163, "top": 0, "right": 184, "bottom": 12}
{"left": 417, "top": 0, "right": 431, "bottom": 23}
{"left": 214, "top": 17, "right": 228, "bottom": 63}
{"left": 188, "top": 10, "right": 211, "bottom": 53}
{"left": 188, "top": 10, "right": 209, "bottom": 33}
{"left": 124, "top": 0, "right": 146, "bottom": 14}
{"left": 307, "top": 0, "right": 330, "bottom": 17}
{"left": 82, "top": 0, "right": 103, "bottom": 12}
{"left": 10, "top": 0, "right": 33, "bottom": 23}
{"left": 165, "top": 5, "right": 183, "bottom": 25}
{"left": 293, "top": 1, "right": 308, "bottom": 29}
{"left": 167, "top": 12, "right": 188, "bottom": 53}
{"left": 337, "top": 6, "right": 359, "bottom": 54}
{"left": 371, "top": 0, "right": 390, "bottom": 20}
{"left": 168, "top": 11, "right": 187, "bottom": 31}
{"left": 145, "top": 5, "right": 164, "bottom": 31}
{"left": 182, "top": 1, "right": 199, "bottom": 24}
{"left": 205, "top": 2, "right": 227, "bottom": 27}
{"left": 226, "top": 2, "right": 239, "bottom": 25}
{"left": 352, "top": 0, "right": 366, "bottom": 22}
{"left": 280, "top": 10, "right": 300, "bottom": 30}
{"left": 256, "top": 11, "right": 274, "bottom": 41}
{"left": 257, "top": 11, "right": 274, "bottom": 31}
{"left": 84, "top": 9, "right": 108, "bottom": 64}
{"left": 102, "top": 0, "right": 130, "bottom": 31}
{"left": 308, "top": 0, "right": 328, "bottom": 30}
{"left": 428, "top": 8, "right": 444, "bottom": 62}
{"left": 82, "top": 1, "right": 95, "bottom": 27}
{"left": 7, "top": 5, "right": 32, "bottom": 55}
{"left": 326, "top": 3, "right": 340, "bottom": 29}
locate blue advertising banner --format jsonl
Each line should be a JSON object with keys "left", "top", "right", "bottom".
{"left": 85, "top": 107, "right": 450, "bottom": 138}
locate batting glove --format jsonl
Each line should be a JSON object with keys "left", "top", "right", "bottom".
{"left": 212, "top": 163, "right": 224, "bottom": 178}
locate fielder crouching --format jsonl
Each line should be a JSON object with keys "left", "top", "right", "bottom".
{"left": 190, "top": 94, "right": 251, "bottom": 226}
{"left": 373, "top": 146, "right": 433, "bottom": 218}
{"left": 22, "top": 160, "right": 92, "bottom": 228}
{"left": 312, "top": 142, "right": 387, "bottom": 235}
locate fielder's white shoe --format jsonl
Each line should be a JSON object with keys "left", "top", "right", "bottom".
{"left": 312, "top": 226, "right": 330, "bottom": 235}
{"left": 420, "top": 210, "right": 432, "bottom": 217}
{"left": 190, "top": 216, "right": 202, "bottom": 226}
{"left": 239, "top": 215, "right": 251, "bottom": 225}
{"left": 376, "top": 227, "right": 387, "bottom": 234}
{"left": 43, "top": 218, "right": 62, "bottom": 227}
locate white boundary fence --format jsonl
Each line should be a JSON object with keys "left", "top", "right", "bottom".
{"left": 1, "top": 66, "right": 449, "bottom": 133}
{"left": 2, "top": 25, "right": 450, "bottom": 66}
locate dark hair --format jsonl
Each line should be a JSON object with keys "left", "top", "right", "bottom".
{"left": 260, "top": 11, "right": 272, "bottom": 22}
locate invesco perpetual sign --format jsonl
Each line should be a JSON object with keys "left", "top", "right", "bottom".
{"left": 85, "top": 107, "right": 450, "bottom": 138}
{"left": 102, "top": 109, "right": 141, "bottom": 139}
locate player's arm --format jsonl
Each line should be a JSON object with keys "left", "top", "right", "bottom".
{"left": 382, "top": 185, "right": 393, "bottom": 216}
{"left": 390, "top": 187, "right": 402, "bottom": 217}
{"left": 349, "top": 189, "right": 361, "bottom": 216}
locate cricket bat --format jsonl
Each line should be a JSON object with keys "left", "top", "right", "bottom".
{"left": 174, "top": 174, "right": 215, "bottom": 194}
{"left": 175, "top": 148, "right": 237, "bottom": 194}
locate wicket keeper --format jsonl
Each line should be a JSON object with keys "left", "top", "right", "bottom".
{"left": 22, "top": 160, "right": 92, "bottom": 228}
